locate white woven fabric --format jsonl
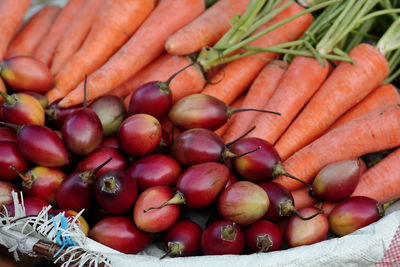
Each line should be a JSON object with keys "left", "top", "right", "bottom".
{"left": 86, "top": 209, "right": 400, "bottom": 267}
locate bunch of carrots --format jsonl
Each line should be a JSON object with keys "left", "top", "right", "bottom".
{"left": 1, "top": 0, "right": 400, "bottom": 243}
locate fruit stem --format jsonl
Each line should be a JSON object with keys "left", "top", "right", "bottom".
{"left": 221, "top": 224, "right": 237, "bottom": 241}
{"left": 225, "top": 146, "right": 261, "bottom": 159}
{"left": 292, "top": 209, "right": 323, "bottom": 220}
{"left": 272, "top": 162, "right": 315, "bottom": 196}
{"left": 160, "top": 242, "right": 183, "bottom": 259}
{"left": 0, "top": 121, "right": 22, "bottom": 132}
{"left": 0, "top": 91, "right": 17, "bottom": 106}
{"left": 82, "top": 157, "right": 113, "bottom": 184}
{"left": 92, "top": 157, "right": 112, "bottom": 175}
{"left": 9, "top": 165, "right": 32, "bottom": 188}
{"left": 256, "top": 234, "right": 273, "bottom": 252}
{"left": 143, "top": 191, "right": 185, "bottom": 213}
{"left": 381, "top": 198, "right": 399, "bottom": 214}
{"left": 164, "top": 62, "right": 195, "bottom": 86}
{"left": 228, "top": 107, "right": 281, "bottom": 118}
{"left": 225, "top": 126, "right": 256, "bottom": 148}
{"left": 101, "top": 176, "right": 119, "bottom": 194}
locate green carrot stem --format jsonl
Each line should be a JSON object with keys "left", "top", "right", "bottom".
{"left": 214, "top": 0, "right": 266, "bottom": 48}
{"left": 221, "top": 0, "right": 340, "bottom": 57}
{"left": 242, "top": 0, "right": 292, "bottom": 41}
{"left": 358, "top": 9, "right": 400, "bottom": 24}
{"left": 227, "top": 0, "right": 268, "bottom": 45}
{"left": 377, "top": 17, "right": 400, "bottom": 56}
{"left": 218, "top": 46, "right": 353, "bottom": 66}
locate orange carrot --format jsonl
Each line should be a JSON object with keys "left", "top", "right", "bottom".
{"left": 0, "top": 0, "right": 31, "bottom": 60}
{"left": 292, "top": 187, "right": 317, "bottom": 210}
{"left": 109, "top": 53, "right": 173, "bottom": 99}
{"left": 328, "top": 84, "right": 400, "bottom": 131}
{"left": 352, "top": 147, "right": 400, "bottom": 204}
{"left": 272, "top": 104, "right": 400, "bottom": 192}
{"left": 120, "top": 55, "right": 206, "bottom": 109}
{"left": 222, "top": 60, "right": 288, "bottom": 143}
{"left": 46, "top": 0, "right": 156, "bottom": 104}
{"left": 165, "top": 0, "right": 250, "bottom": 55}
{"left": 50, "top": 0, "right": 105, "bottom": 74}
{"left": 275, "top": 44, "right": 390, "bottom": 161}
{"left": 215, "top": 94, "right": 245, "bottom": 137}
{"left": 5, "top": 5, "right": 61, "bottom": 58}
{"left": 201, "top": 2, "right": 313, "bottom": 105}
{"left": 58, "top": 0, "right": 205, "bottom": 108}
{"left": 33, "top": 0, "right": 86, "bottom": 66}
{"left": 246, "top": 56, "right": 330, "bottom": 144}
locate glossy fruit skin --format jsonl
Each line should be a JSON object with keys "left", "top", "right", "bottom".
{"left": 17, "top": 125, "right": 69, "bottom": 167}
{"left": 168, "top": 94, "right": 228, "bottom": 131}
{"left": 127, "top": 154, "right": 181, "bottom": 190}
{"left": 163, "top": 220, "right": 203, "bottom": 257}
{"left": 176, "top": 162, "right": 230, "bottom": 208}
{"left": 1, "top": 93, "right": 45, "bottom": 125}
{"left": 312, "top": 159, "right": 363, "bottom": 201}
{"left": 5, "top": 196, "right": 49, "bottom": 216}
{"left": 51, "top": 209, "right": 90, "bottom": 236}
{"left": 129, "top": 81, "right": 172, "bottom": 120}
{"left": 201, "top": 220, "right": 245, "bottom": 255}
{"left": 259, "top": 182, "right": 295, "bottom": 222}
{"left": 328, "top": 196, "right": 382, "bottom": 237}
{"left": 62, "top": 108, "right": 103, "bottom": 155}
{"left": 75, "top": 147, "right": 128, "bottom": 177}
{"left": 22, "top": 166, "right": 66, "bottom": 205}
{"left": 0, "top": 141, "right": 29, "bottom": 180}
{"left": 0, "top": 127, "right": 17, "bottom": 142}
{"left": 133, "top": 186, "right": 180, "bottom": 233}
{"left": 0, "top": 181, "right": 19, "bottom": 206}
{"left": 245, "top": 220, "right": 283, "bottom": 253}
{"left": 94, "top": 170, "right": 138, "bottom": 215}
{"left": 230, "top": 137, "right": 280, "bottom": 182}
{"left": 118, "top": 114, "right": 162, "bottom": 156}
{"left": 90, "top": 95, "right": 126, "bottom": 136}
{"left": 172, "top": 128, "right": 225, "bottom": 166}
{"left": 98, "top": 137, "right": 119, "bottom": 149}
{"left": 225, "top": 172, "right": 239, "bottom": 188}
{"left": 285, "top": 207, "right": 329, "bottom": 247}
{"left": 218, "top": 181, "right": 269, "bottom": 225}
{"left": 22, "top": 91, "right": 48, "bottom": 108}
{"left": 56, "top": 171, "right": 94, "bottom": 212}
{"left": 0, "top": 55, "right": 53, "bottom": 93}
{"left": 89, "top": 216, "right": 151, "bottom": 254}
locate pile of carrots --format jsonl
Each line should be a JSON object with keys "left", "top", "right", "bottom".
{"left": 1, "top": 0, "right": 400, "bottom": 234}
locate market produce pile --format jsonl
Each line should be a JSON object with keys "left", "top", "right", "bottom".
{"left": 0, "top": 0, "right": 400, "bottom": 264}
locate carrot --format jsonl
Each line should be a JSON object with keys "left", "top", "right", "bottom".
{"left": 215, "top": 94, "right": 245, "bottom": 137}
{"left": 272, "top": 104, "right": 400, "bottom": 192}
{"left": 201, "top": 2, "right": 314, "bottom": 105}
{"left": 328, "top": 84, "right": 400, "bottom": 131}
{"left": 0, "top": 0, "right": 31, "bottom": 60}
{"left": 165, "top": 0, "right": 250, "bottom": 55}
{"left": 58, "top": 0, "right": 205, "bottom": 108}
{"left": 33, "top": 0, "right": 86, "bottom": 66}
{"left": 109, "top": 53, "right": 173, "bottom": 100}
{"left": 50, "top": 0, "right": 105, "bottom": 75}
{"left": 5, "top": 5, "right": 61, "bottom": 58}
{"left": 275, "top": 44, "right": 390, "bottom": 161}
{"left": 351, "top": 147, "right": 400, "bottom": 204}
{"left": 46, "top": 0, "right": 156, "bottom": 105}
{"left": 292, "top": 187, "right": 317, "bottom": 210}
{"left": 246, "top": 56, "right": 330, "bottom": 145}
{"left": 222, "top": 60, "right": 288, "bottom": 143}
